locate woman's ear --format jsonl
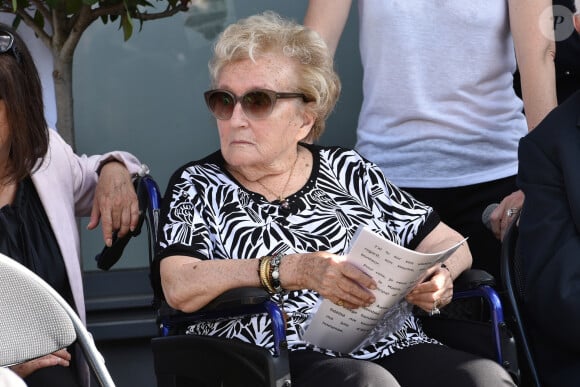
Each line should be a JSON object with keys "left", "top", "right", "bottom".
{"left": 301, "top": 102, "right": 317, "bottom": 128}
{"left": 297, "top": 102, "right": 317, "bottom": 142}
{"left": 574, "top": 13, "right": 580, "bottom": 34}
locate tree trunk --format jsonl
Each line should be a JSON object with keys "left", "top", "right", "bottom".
{"left": 52, "top": 52, "right": 75, "bottom": 149}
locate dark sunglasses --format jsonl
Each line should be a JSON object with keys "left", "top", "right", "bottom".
{"left": 0, "top": 30, "right": 21, "bottom": 64}
{"left": 204, "top": 89, "right": 308, "bottom": 120}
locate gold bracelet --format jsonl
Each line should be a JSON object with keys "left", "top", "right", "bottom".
{"left": 259, "top": 256, "right": 276, "bottom": 294}
{"left": 258, "top": 256, "right": 268, "bottom": 289}
{"left": 257, "top": 257, "right": 264, "bottom": 286}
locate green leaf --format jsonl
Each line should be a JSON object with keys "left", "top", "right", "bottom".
{"left": 44, "top": 0, "right": 59, "bottom": 8}
{"left": 33, "top": 9, "right": 45, "bottom": 29}
{"left": 10, "top": 0, "right": 33, "bottom": 9}
{"left": 65, "top": 0, "right": 83, "bottom": 13}
{"left": 10, "top": 15, "right": 21, "bottom": 29}
{"left": 121, "top": 9, "right": 133, "bottom": 41}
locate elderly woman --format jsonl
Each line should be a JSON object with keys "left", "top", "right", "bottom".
{"left": 155, "top": 11, "right": 515, "bottom": 387}
{"left": 0, "top": 24, "right": 145, "bottom": 386}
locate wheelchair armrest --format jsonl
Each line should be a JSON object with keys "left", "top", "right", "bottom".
{"left": 158, "top": 287, "right": 270, "bottom": 318}
{"left": 152, "top": 288, "right": 292, "bottom": 384}
{"left": 203, "top": 287, "right": 271, "bottom": 311}
{"left": 95, "top": 174, "right": 160, "bottom": 271}
{"left": 157, "top": 287, "right": 273, "bottom": 334}
{"left": 157, "top": 287, "right": 287, "bottom": 356}
{"left": 454, "top": 269, "right": 496, "bottom": 292}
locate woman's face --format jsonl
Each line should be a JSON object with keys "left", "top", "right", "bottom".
{"left": 214, "top": 54, "right": 314, "bottom": 170}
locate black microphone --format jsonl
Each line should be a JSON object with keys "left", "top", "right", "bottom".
{"left": 482, "top": 203, "right": 499, "bottom": 230}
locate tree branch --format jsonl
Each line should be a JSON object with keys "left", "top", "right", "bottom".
{"left": 91, "top": 2, "right": 128, "bottom": 20}
{"left": 59, "top": 4, "right": 96, "bottom": 61}
{"left": 12, "top": 7, "right": 52, "bottom": 48}
{"left": 131, "top": 2, "right": 189, "bottom": 21}
{"left": 30, "top": 0, "right": 51, "bottom": 22}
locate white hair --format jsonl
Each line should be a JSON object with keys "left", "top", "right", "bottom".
{"left": 576, "top": 0, "right": 580, "bottom": 15}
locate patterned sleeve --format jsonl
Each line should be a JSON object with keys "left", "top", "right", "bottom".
{"left": 352, "top": 150, "right": 439, "bottom": 249}
{"left": 155, "top": 164, "right": 215, "bottom": 262}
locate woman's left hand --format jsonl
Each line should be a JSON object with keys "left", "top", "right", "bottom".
{"left": 405, "top": 265, "right": 453, "bottom": 314}
{"left": 488, "top": 190, "right": 524, "bottom": 241}
{"left": 87, "top": 161, "right": 139, "bottom": 247}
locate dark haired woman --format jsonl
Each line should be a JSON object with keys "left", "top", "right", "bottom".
{"left": 0, "top": 24, "right": 147, "bottom": 386}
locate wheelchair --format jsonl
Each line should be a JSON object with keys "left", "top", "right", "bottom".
{"left": 99, "top": 175, "right": 525, "bottom": 387}
{"left": 152, "top": 272, "right": 520, "bottom": 387}
{"left": 500, "top": 217, "right": 541, "bottom": 387}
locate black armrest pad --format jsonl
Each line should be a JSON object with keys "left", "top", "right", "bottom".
{"left": 95, "top": 230, "right": 137, "bottom": 270}
{"left": 156, "top": 288, "right": 272, "bottom": 336}
{"left": 158, "top": 287, "right": 270, "bottom": 319}
{"left": 454, "top": 269, "right": 496, "bottom": 291}
{"left": 203, "top": 287, "right": 270, "bottom": 311}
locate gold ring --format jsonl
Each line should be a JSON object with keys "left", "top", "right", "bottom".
{"left": 336, "top": 299, "right": 344, "bottom": 307}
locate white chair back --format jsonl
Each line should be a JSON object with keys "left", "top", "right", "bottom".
{"left": 0, "top": 253, "right": 115, "bottom": 386}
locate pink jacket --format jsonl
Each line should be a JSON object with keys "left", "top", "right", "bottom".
{"left": 31, "top": 129, "right": 145, "bottom": 323}
{"left": 30, "top": 130, "right": 145, "bottom": 386}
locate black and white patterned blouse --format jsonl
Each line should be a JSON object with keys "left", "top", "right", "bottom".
{"left": 156, "top": 143, "right": 441, "bottom": 359}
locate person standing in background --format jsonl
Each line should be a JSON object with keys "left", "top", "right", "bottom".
{"left": 549, "top": 0, "right": 579, "bottom": 102}
{"left": 515, "top": 0, "right": 580, "bottom": 102}
{"left": 304, "top": 0, "right": 557, "bottom": 282}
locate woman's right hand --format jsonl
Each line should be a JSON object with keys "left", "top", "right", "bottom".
{"left": 9, "top": 349, "right": 71, "bottom": 378}
{"left": 285, "top": 252, "right": 377, "bottom": 309}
